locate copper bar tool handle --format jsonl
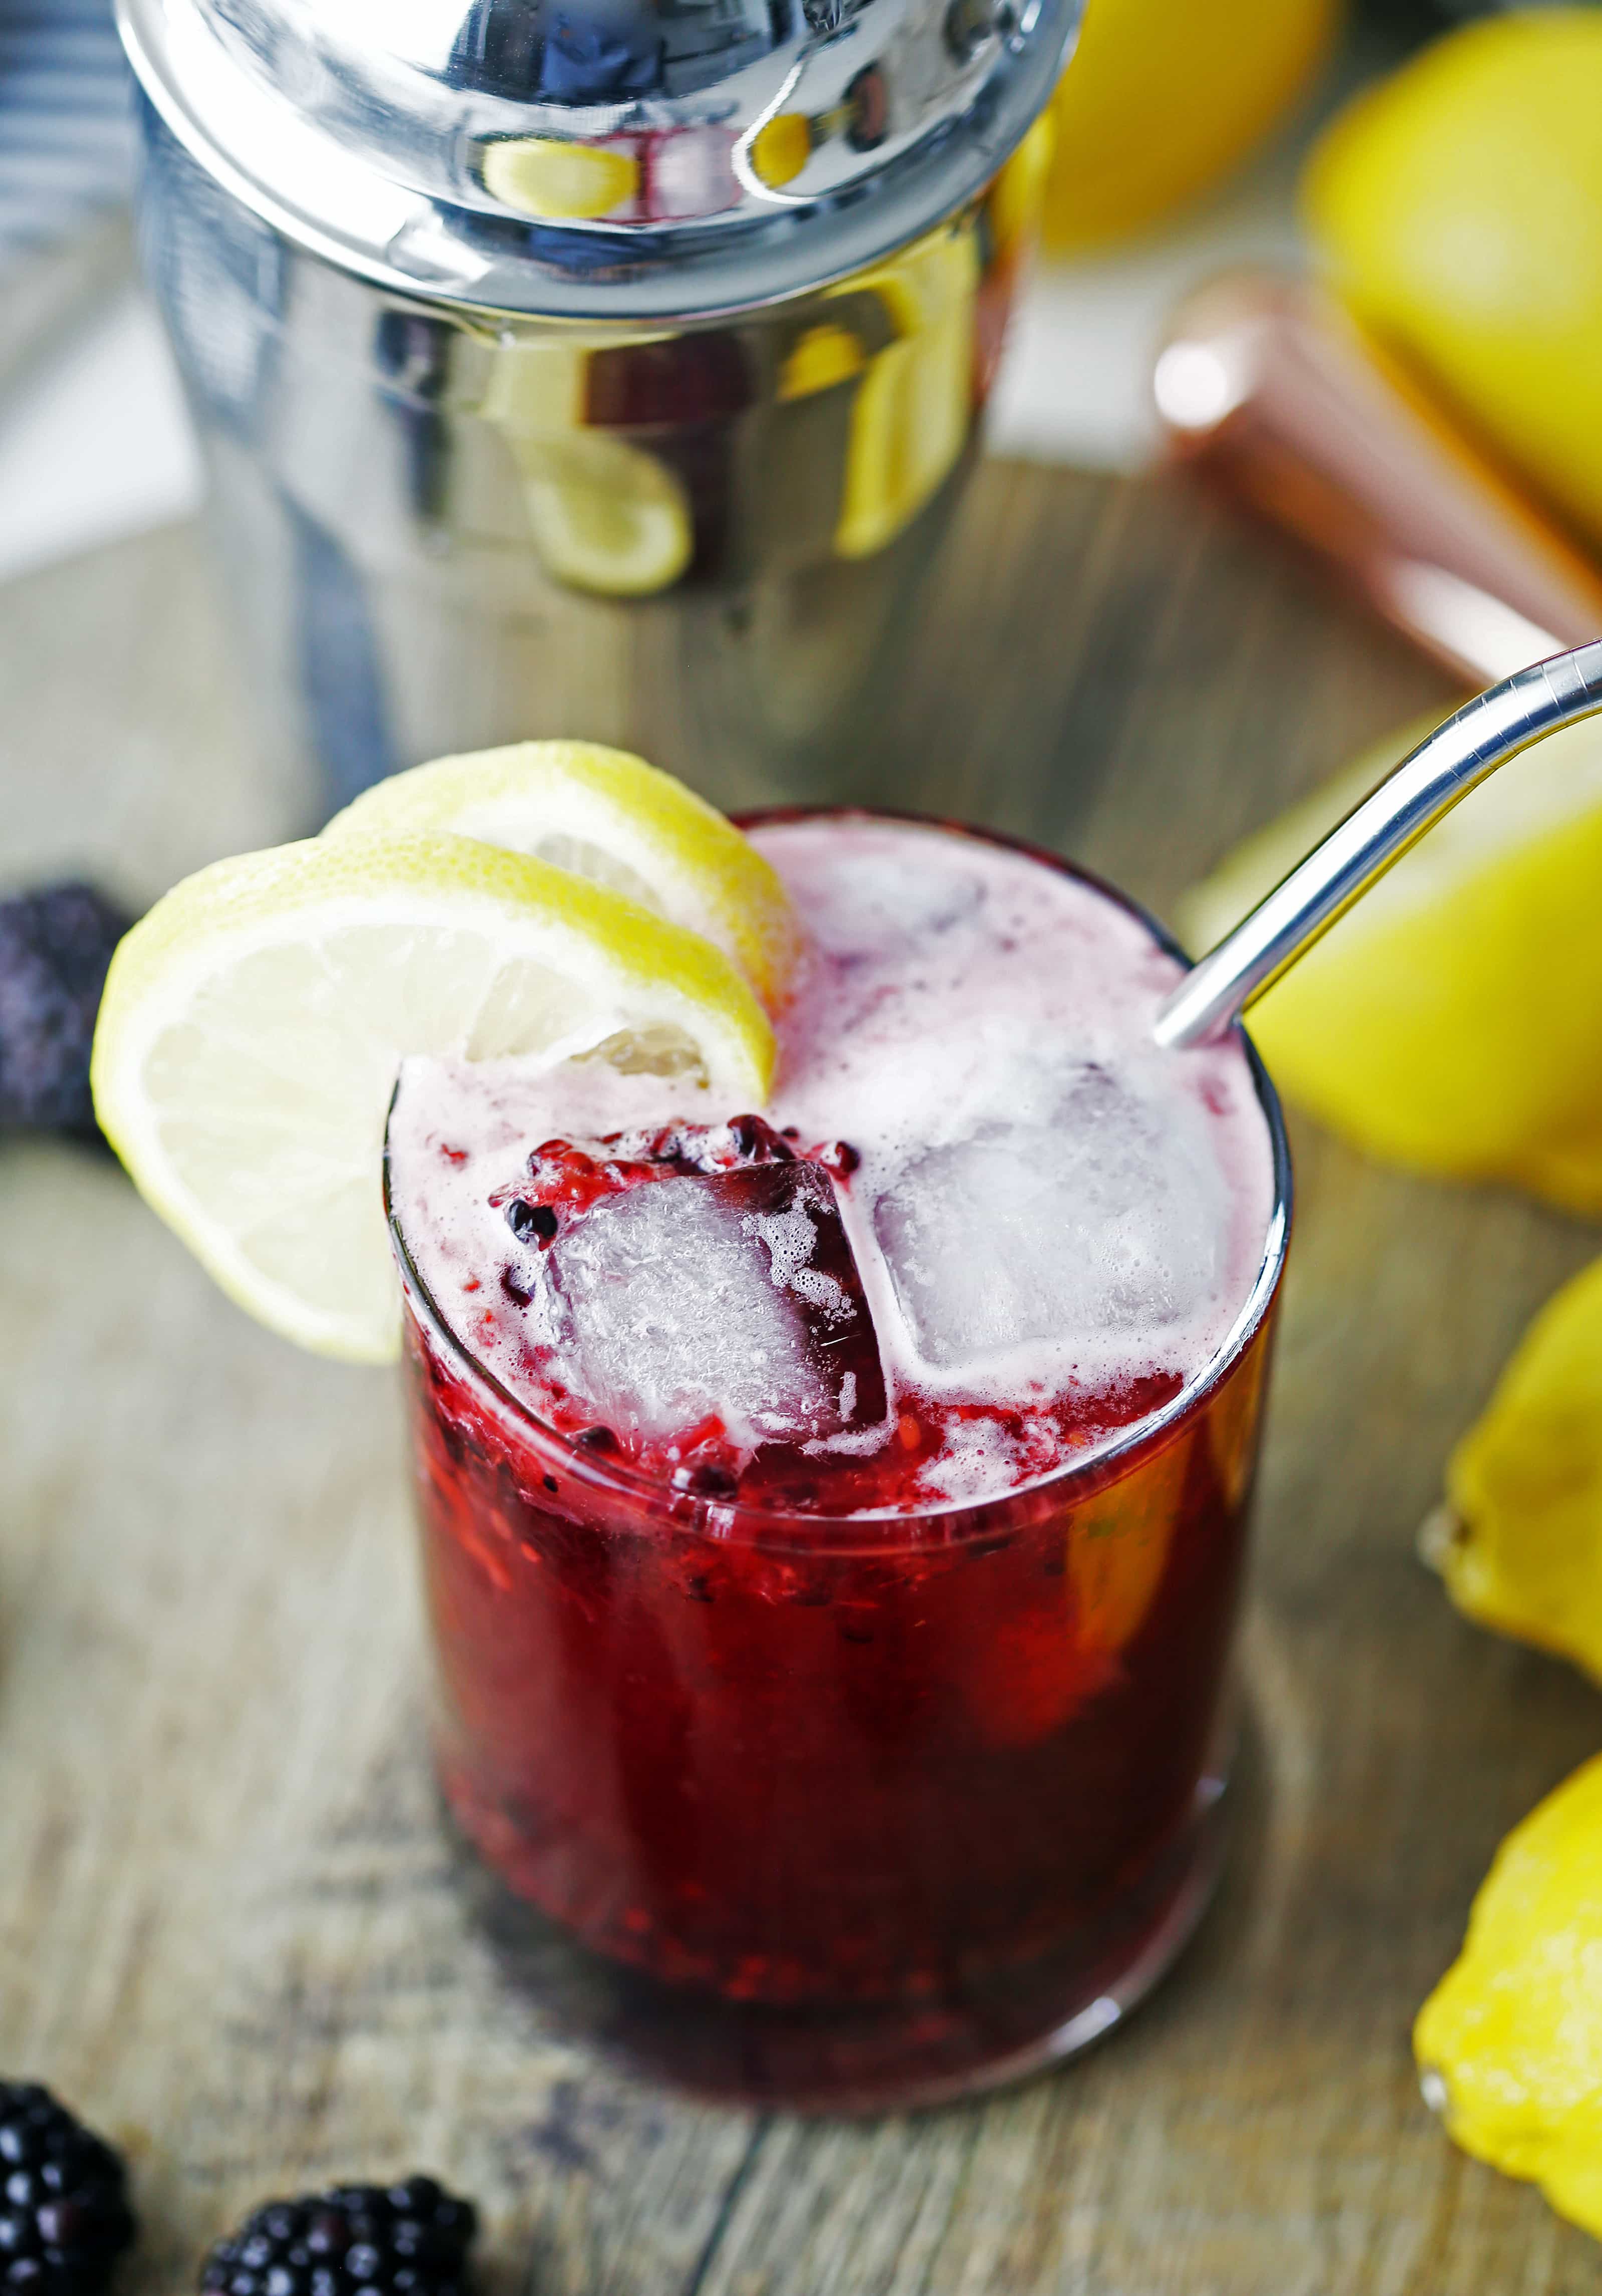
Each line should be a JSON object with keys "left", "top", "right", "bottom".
{"left": 1154, "top": 270, "right": 1602, "bottom": 684}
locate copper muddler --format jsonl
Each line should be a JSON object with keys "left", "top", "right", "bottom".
{"left": 1152, "top": 269, "right": 1602, "bottom": 684}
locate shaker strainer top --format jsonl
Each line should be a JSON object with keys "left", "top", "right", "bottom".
{"left": 117, "top": 0, "right": 1082, "bottom": 317}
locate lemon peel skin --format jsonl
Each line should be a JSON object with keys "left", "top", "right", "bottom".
{"left": 1416, "top": 1751, "right": 1602, "bottom": 2239}
{"left": 1177, "top": 714, "right": 1602, "bottom": 1216}
{"left": 1425, "top": 1257, "right": 1602, "bottom": 1684}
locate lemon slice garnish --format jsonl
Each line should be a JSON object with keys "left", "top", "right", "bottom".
{"left": 324, "top": 740, "right": 803, "bottom": 1011}
{"left": 90, "top": 832, "right": 775, "bottom": 1363}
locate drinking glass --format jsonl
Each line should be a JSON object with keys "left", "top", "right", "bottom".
{"left": 387, "top": 820, "right": 1292, "bottom": 2109}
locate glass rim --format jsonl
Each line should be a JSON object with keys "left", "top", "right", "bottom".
{"left": 384, "top": 806, "right": 1294, "bottom": 1549}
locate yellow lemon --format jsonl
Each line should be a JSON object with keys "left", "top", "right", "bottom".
{"left": 519, "top": 434, "right": 693, "bottom": 598}
{"left": 479, "top": 344, "right": 693, "bottom": 594}
{"left": 750, "top": 112, "right": 812, "bottom": 192}
{"left": 1422, "top": 1255, "right": 1602, "bottom": 1683}
{"left": 986, "top": 111, "right": 1056, "bottom": 269}
{"left": 1065, "top": 1434, "right": 1188, "bottom": 1661}
{"left": 832, "top": 221, "right": 979, "bottom": 559}
{"left": 1041, "top": 0, "right": 1338, "bottom": 253}
{"left": 483, "top": 137, "right": 638, "bottom": 220}
{"left": 1416, "top": 1749, "right": 1602, "bottom": 2241}
{"left": 1305, "top": 10, "right": 1602, "bottom": 554}
{"left": 777, "top": 324, "right": 866, "bottom": 403}
{"left": 325, "top": 738, "right": 803, "bottom": 1011}
{"left": 1177, "top": 711, "right": 1602, "bottom": 1216}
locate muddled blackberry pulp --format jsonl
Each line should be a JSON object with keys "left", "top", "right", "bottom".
{"left": 389, "top": 816, "right": 1286, "bottom": 2104}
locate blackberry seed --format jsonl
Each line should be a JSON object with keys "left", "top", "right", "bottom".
{"left": 0, "top": 2082, "right": 135, "bottom": 2296}
{"left": 198, "top": 2177, "right": 477, "bottom": 2296}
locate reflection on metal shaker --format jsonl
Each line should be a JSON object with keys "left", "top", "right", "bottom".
{"left": 120, "top": 0, "right": 1078, "bottom": 815}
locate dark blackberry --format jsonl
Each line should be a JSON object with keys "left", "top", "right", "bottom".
{"left": 504, "top": 1199, "right": 558, "bottom": 1245}
{"left": 198, "top": 2177, "right": 477, "bottom": 2296}
{"left": 0, "top": 2081, "right": 136, "bottom": 2295}
{"left": 594, "top": 1114, "right": 799, "bottom": 1178}
{"left": 0, "top": 885, "right": 133, "bottom": 1141}
{"left": 723, "top": 1114, "right": 795, "bottom": 1165}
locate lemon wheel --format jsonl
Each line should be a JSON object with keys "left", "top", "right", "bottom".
{"left": 91, "top": 833, "right": 775, "bottom": 1362}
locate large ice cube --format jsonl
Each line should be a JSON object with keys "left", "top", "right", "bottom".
{"left": 543, "top": 1162, "right": 886, "bottom": 1448}
{"left": 871, "top": 1065, "right": 1228, "bottom": 1371}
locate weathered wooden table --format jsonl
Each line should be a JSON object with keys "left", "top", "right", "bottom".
{"left": 6, "top": 462, "right": 1602, "bottom": 2296}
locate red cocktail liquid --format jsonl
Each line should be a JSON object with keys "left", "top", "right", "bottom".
{"left": 404, "top": 1287, "right": 1273, "bottom": 2105}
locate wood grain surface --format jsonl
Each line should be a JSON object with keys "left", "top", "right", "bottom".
{"left": 5, "top": 463, "right": 1602, "bottom": 2296}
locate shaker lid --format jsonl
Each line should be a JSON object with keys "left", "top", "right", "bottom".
{"left": 118, "top": 0, "right": 1081, "bottom": 318}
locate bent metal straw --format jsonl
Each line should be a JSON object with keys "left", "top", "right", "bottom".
{"left": 1157, "top": 639, "right": 1602, "bottom": 1050}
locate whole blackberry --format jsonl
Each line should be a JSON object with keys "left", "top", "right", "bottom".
{"left": 0, "top": 2081, "right": 136, "bottom": 2294}
{"left": 198, "top": 2178, "right": 477, "bottom": 2296}
{"left": 0, "top": 885, "right": 133, "bottom": 1140}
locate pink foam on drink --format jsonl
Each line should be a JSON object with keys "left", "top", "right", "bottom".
{"left": 387, "top": 816, "right": 1277, "bottom": 1509}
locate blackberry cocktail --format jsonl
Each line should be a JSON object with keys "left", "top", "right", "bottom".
{"left": 90, "top": 739, "right": 1287, "bottom": 2110}
{"left": 386, "top": 812, "right": 1287, "bottom": 2107}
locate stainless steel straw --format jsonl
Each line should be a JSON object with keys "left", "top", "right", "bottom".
{"left": 1155, "top": 638, "right": 1602, "bottom": 1050}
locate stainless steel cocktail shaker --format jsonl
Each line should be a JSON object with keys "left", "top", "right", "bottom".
{"left": 117, "top": 0, "right": 1079, "bottom": 814}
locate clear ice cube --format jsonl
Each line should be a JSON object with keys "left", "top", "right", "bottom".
{"left": 543, "top": 1162, "right": 887, "bottom": 1448}
{"left": 871, "top": 1064, "right": 1228, "bottom": 1370}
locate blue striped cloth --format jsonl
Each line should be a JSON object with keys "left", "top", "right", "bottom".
{"left": 0, "top": 0, "right": 135, "bottom": 262}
